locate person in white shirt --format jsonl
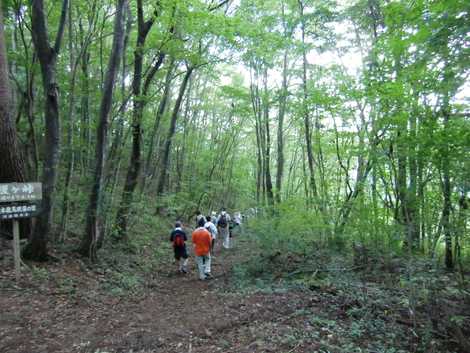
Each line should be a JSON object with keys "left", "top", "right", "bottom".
{"left": 233, "top": 211, "right": 243, "bottom": 235}
{"left": 204, "top": 216, "right": 218, "bottom": 255}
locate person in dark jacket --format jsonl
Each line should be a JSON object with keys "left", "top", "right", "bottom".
{"left": 170, "top": 221, "right": 188, "bottom": 273}
{"left": 217, "top": 209, "right": 231, "bottom": 249}
{"left": 195, "top": 210, "right": 206, "bottom": 227}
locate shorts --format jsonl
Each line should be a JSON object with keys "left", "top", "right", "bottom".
{"left": 174, "top": 246, "right": 188, "bottom": 260}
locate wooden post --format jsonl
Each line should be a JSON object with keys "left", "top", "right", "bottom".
{"left": 13, "top": 220, "right": 21, "bottom": 281}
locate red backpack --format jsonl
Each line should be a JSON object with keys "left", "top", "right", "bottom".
{"left": 174, "top": 233, "right": 185, "bottom": 247}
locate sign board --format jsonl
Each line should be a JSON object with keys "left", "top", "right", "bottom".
{"left": 0, "top": 183, "right": 42, "bottom": 282}
{"left": 0, "top": 183, "right": 42, "bottom": 202}
{"left": 0, "top": 203, "right": 41, "bottom": 220}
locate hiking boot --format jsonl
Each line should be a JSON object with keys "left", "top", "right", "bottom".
{"left": 204, "top": 273, "right": 213, "bottom": 280}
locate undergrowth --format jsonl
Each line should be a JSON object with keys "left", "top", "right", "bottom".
{"left": 38, "top": 212, "right": 175, "bottom": 297}
{"left": 231, "top": 216, "right": 470, "bottom": 353}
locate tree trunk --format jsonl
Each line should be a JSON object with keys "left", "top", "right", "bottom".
{"left": 77, "top": 3, "right": 99, "bottom": 174}
{"left": 255, "top": 116, "right": 262, "bottom": 204}
{"left": 408, "top": 109, "right": 419, "bottom": 248}
{"left": 442, "top": 104, "right": 453, "bottom": 269}
{"left": 26, "top": 68, "right": 39, "bottom": 180}
{"left": 175, "top": 80, "right": 192, "bottom": 193}
{"left": 143, "top": 58, "right": 175, "bottom": 189}
{"left": 79, "top": 34, "right": 91, "bottom": 173}
{"left": 156, "top": 66, "right": 193, "bottom": 197}
{"left": 276, "top": 49, "right": 288, "bottom": 204}
{"left": 59, "top": 1, "right": 77, "bottom": 241}
{"left": 106, "top": 2, "right": 132, "bottom": 177}
{"left": 251, "top": 67, "right": 264, "bottom": 205}
{"left": 79, "top": 0, "right": 127, "bottom": 260}
{"left": 301, "top": 143, "right": 309, "bottom": 204}
{"left": 23, "top": 0, "right": 69, "bottom": 261}
{"left": 390, "top": 50, "right": 416, "bottom": 251}
{"left": 298, "top": 0, "right": 318, "bottom": 205}
{"left": 0, "top": 5, "right": 26, "bottom": 183}
{"left": 115, "top": 0, "right": 159, "bottom": 239}
{"left": 0, "top": 5, "right": 30, "bottom": 239}
{"left": 417, "top": 124, "right": 425, "bottom": 249}
{"left": 263, "top": 67, "right": 274, "bottom": 206}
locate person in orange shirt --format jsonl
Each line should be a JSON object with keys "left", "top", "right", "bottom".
{"left": 192, "top": 218, "right": 213, "bottom": 280}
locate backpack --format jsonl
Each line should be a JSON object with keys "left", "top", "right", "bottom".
{"left": 217, "top": 214, "right": 228, "bottom": 228}
{"left": 174, "top": 233, "right": 185, "bottom": 247}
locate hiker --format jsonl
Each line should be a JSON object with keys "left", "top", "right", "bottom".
{"left": 217, "top": 208, "right": 231, "bottom": 249}
{"left": 192, "top": 218, "right": 213, "bottom": 280}
{"left": 205, "top": 215, "right": 218, "bottom": 255}
{"left": 233, "top": 211, "right": 243, "bottom": 235}
{"left": 195, "top": 210, "right": 206, "bottom": 227}
{"left": 170, "top": 221, "right": 188, "bottom": 273}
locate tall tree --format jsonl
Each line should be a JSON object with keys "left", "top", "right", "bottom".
{"left": 143, "top": 58, "right": 175, "bottom": 189}
{"left": 276, "top": 39, "right": 290, "bottom": 203}
{"left": 78, "top": 17, "right": 92, "bottom": 172}
{"left": 0, "top": 1, "right": 30, "bottom": 254}
{"left": 250, "top": 61, "right": 265, "bottom": 204}
{"left": 59, "top": 0, "right": 98, "bottom": 239}
{"left": 23, "top": 0, "right": 69, "bottom": 261}
{"left": 0, "top": 4, "right": 26, "bottom": 184}
{"left": 156, "top": 65, "right": 194, "bottom": 197}
{"left": 79, "top": 0, "right": 127, "bottom": 260}
{"left": 115, "top": 0, "right": 165, "bottom": 239}
{"left": 262, "top": 67, "right": 274, "bottom": 206}
{"left": 442, "top": 99, "right": 453, "bottom": 269}
{"left": 298, "top": 0, "right": 318, "bottom": 207}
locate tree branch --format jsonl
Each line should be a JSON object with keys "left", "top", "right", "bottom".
{"left": 53, "top": 0, "right": 70, "bottom": 55}
{"left": 208, "top": 0, "right": 231, "bottom": 12}
{"left": 143, "top": 53, "right": 165, "bottom": 95}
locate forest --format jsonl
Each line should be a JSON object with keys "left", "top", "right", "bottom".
{"left": 0, "top": 0, "right": 469, "bottom": 352}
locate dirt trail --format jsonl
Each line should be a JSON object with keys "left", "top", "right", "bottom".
{"left": 1, "top": 236, "right": 323, "bottom": 353}
{"left": 2, "top": 233, "right": 462, "bottom": 353}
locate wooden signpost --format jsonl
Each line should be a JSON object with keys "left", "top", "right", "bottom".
{"left": 0, "top": 182, "right": 42, "bottom": 281}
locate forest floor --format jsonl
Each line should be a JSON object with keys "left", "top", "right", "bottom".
{"left": 1, "top": 230, "right": 470, "bottom": 353}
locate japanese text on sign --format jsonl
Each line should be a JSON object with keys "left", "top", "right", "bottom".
{"left": 0, "top": 204, "right": 39, "bottom": 220}
{"left": 0, "top": 183, "right": 42, "bottom": 202}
